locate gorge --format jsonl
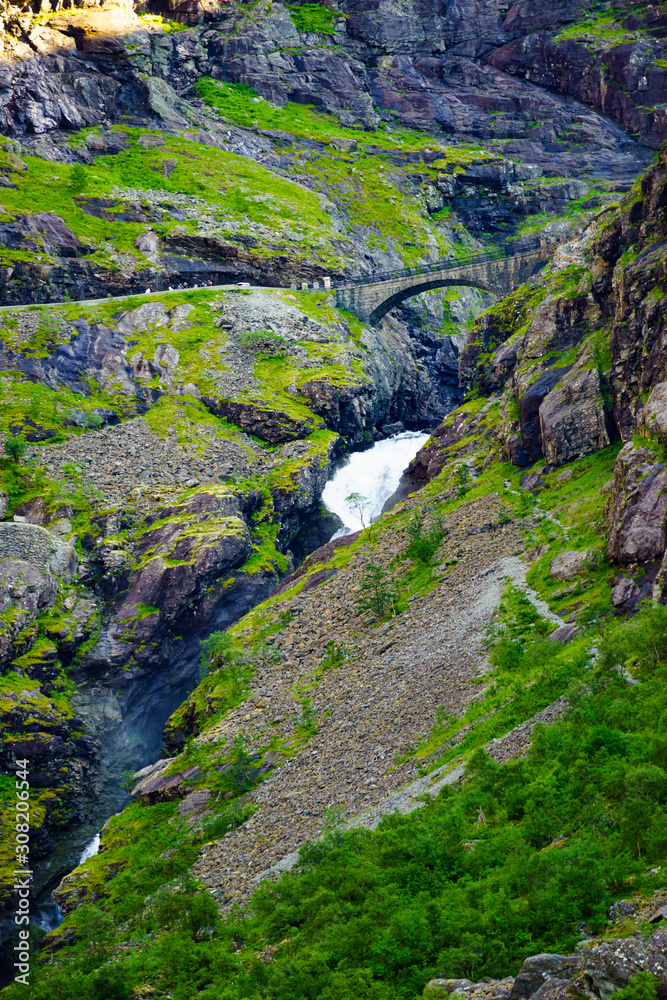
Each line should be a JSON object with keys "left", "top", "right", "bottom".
{"left": 1, "top": 0, "right": 667, "bottom": 998}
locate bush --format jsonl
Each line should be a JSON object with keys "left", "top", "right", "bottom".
{"left": 612, "top": 971, "right": 658, "bottom": 1000}
{"left": 598, "top": 602, "right": 667, "bottom": 676}
{"left": 238, "top": 329, "right": 286, "bottom": 352}
{"left": 497, "top": 505, "right": 512, "bottom": 525}
{"left": 455, "top": 463, "right": 472, "bottom": 496}
{"left": 70, "top": 163, "right": 88, "bottom": 195}
{"left": 321, "top": 639, "right": 347, "bottom": 669}
{"left": 89, "top": 964, "right": 131, "bottom": 1000}
{"left": 355, "top": 563, "right": 396, "bottom": 620}
{"left": 405, "top": 509, "right": 446, "bottom": 564}
{"left": 4, "top": 435, "right": 26, "bottom": 463}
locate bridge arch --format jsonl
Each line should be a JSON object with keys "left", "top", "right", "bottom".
{"left": 334, "top": 241, "right": 559, "bottom": 326}
{"left": 367, "top": 275, "right": 497, "bottom": 325}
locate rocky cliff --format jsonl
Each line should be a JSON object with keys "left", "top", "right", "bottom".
{"left": 1, "top": 0, "right": 667, "bottom": 995}
{"left": 410, "top": 141, "right": 667, "bottom": 616}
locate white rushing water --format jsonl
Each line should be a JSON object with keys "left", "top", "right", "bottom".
{"left": 322, "top": 430, "right": 430, "bottom": 535}
{"left": 78, "top": 832, "right": 101, "bottom": 864}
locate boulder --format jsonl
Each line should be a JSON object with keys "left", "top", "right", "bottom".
{"left": 510, "top": 953, "right": 581, "bottom": 1000}
{"left": 529, "top": 975, "right": 597, "bottom": 1000}
{"left": 153, "top": 343, "right": 180, "bottom": 370}
{"left": 116, "top": 301, "right": 168, "bottom": 335}
{"left": 423, "top": 980, "right": 473, "bottom": 996}
{"left": 424, "top": 978, "right": 513, "bottom": 999}
{"left": 610, "top": 574, "right": 641, "bottom": 609}
{"left": 519, "top": 470, "right": 545, "bottom": 492}
{"left": 576, "top": 927, "right": 667, "bottom": 997}
{"left": 549, "top": 550, "right": 590, "bottom": 582}
{"left": 177, "top": 788, "right": 212, "bottom": 817}
{"left": 0, "top": 212, "right": 85, "bottom": 258}
{"left": 607, "top": 900, "right": 637, "bottom": 922}
{"left": 382, "top": 421, "right": 405, "bottom": 436}
{"left": 135, "top": 231, "right": 161, "bottom": 256}
{"left": 649, "top": 903, "right": 667, "bottom": 924}
{"left": 7, "top": 153, "right": 27, "bottom": 172}
{"left": 548, "top": 624, "right": 577, "bottom": 643}
{"left": 137, "top": 134, "right": 166, "bottom": 148}
{"left": 131, "top": 761, "right": 202, "bottom": 804}
{"left": 330, "top": 137, "right": 357, "bottom": 152}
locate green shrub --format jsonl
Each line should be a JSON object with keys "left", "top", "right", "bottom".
{"left": 355, "top": 563, "right": 396, "bottom": 620}
{"left": 455, "top": 463, "right": 472, "bottom": 497}
{"left": 4, "top": 435, "right": 26, "bottom": 463}
{"left": 598, "top": 603, "right": 667, "bottom": 677}
{"left": 321, "top": 639, "right": 348, "bottom": 669}
{"left": 405, "top": 509, "right": 446, "bottom": 564}
{"left": 612, "top": 971, "right": 658, "bottom": 1000}
{"left": 89, "top": 964, "right": 131, "bottom": 1000}
{"left": 69, "top": 163, "right": 87, "bottom": 195}
{"left": 238, "top": 328, "right": 286, "bottom": 350}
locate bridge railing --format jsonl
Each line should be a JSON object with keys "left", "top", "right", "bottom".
{"left": 333, "top": 234, "right": 571, "bottom": 289}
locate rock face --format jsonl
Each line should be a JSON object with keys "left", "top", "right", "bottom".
{"left": 1, "top": 0, "right": 661, "bottom": 152}
{"left": 539, "top": 366, "right": 610, "bottom": 467}
{"left": 637, "top": 382, "right": 667, "bottom": 445}
{"left": 0, "top": 212, "right": 86, "bottom": 257}
{"left": 605, "top": 443, "right": 667, "bottom": 566}
{"left": 0, "top": 558, "right": 56, "bottom": 669}
{"left": 421, "top": 140, "right": 667, "bottom": 469}
{"left": 509, "top": 954, "right": 582, "bottom": 1000}
{"left": 0, "top": 0, "right": 651, "bottom": 321}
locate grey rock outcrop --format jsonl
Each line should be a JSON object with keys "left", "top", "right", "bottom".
{"left": 539, "top": 366, "right": 610, "bottom": 467}
{"left": 510, "top": 954, "right": 581, "bottom": 1000}
{"left": 549, "top": 549, "right": 590, "bottom": 582}
{"left": 637, "top": 382, "right": 667, "bottom": 445}
{"left": 0, "top": 558, "right": 56, "bottom": 670}
{"left": 605, "top": 443, "right": 667, "bottom": 565}
{"left": 576, "top": 926, "right": 667, "bottom": 998}
{"left": 0, "top": 521, "right": 77, "bottom": 582}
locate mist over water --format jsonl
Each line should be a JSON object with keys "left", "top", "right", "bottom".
{"left": 322, "top": 431, "right": 430, "bottom": 535}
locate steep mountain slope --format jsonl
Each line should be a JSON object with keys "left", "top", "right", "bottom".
{"left": 8, "top": 137, "right": 667, "bottom": 1000}
{"left": 1, "top": 0, "right": 667, "bottom": 995}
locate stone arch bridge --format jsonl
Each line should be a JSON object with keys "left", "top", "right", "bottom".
{"left": 334, "top": 237, "right": 569, "bottom": 326}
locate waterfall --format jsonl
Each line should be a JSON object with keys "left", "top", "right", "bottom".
{"left": 79, "top": 833, "right": 101, "bottom": 864}
{"left": 322, "top": 431, "right": 429, "bottom": 534}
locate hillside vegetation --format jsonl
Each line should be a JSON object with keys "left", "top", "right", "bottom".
{"left": 1, "top": 0, "right": 667, "bottom": 995}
